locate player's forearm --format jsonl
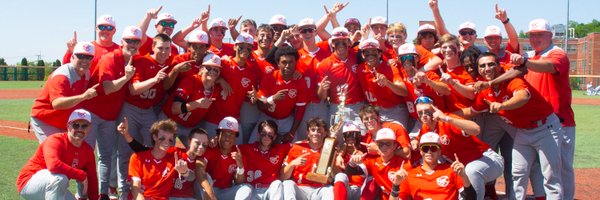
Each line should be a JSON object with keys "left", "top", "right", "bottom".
{"left": 504, "top": 21, "right": 519, "bottom": 51}
{"left": 163, "top": 70, "right": 181, "bottom": 90}
{"left": 229, "top": 28, "right": 240, "bottom": 42}
{"left": 446, "top": 115, "right": 480, "bottom": 136}
{"left": 316, "top": 12, "right": 331, "bottom": 41}
{"left": 426, "top": 79, "right": 452, "bottom": 95}
{"left": 386, "top": 81, "right": 408, "bottom": 96}
{"left": 451, "top": 82, "right": 475, "bottom": 100}
{"left": 280, "top": 165, "right": 294, "bottom": 180}
{"left": 172, "top": 31, "right": 190, "bottom": 51}
{"left": 104, "top": 76, "right": 130, "bottom": 94}
{"left": 490, "top": 65, "right": 526, "bottom": 86}
{"left": 317, "top": 87, "right": 328, "bottom": 100}
{"left": 137, "top": 15, "right": 152, "bottom": 44}
{"left": 132, "top": 182, "right": 145, "bottom": 200}
{"left": 51, "top": 95, "right": 87, "bottom": 110}
{"left": 130, "top": 78, "right": 158, "bottom": 95}
{"left": 431, "top": 7, "right": 449, "bottom": 36}
{"left": 453, "top": 107, "right": 477, "bottom": 119}
{"left": 526, "top": 59, "right": 557, "bottom": 74}
{"left": 422, "top": 56, "right": 442, "bottom": 72}
{"left": 394, "top": 147, "right": 411, "bottom": 159}
{"left": 501, "top": 90, "right": 529, "bottom": 111}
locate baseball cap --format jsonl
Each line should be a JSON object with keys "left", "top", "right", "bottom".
{"left": 73, "top": 42, "right": 95, "bottom": 56}
{"left": 122, "top": 26, "right": 142, "bottom": 40}
{"left": 330, "top": 27, "right": 350, "bottom": 40}
{"left": 484, "top": 25, "right": 502, "bottom": 38}
{"left": 458, "top": 21, "right": 476, "bottom": 32}
{"left": 156, "top": 13, "right": 177, "bottom": 25}
{"left": 68, "top": 109, "right": 92, "bottom": 124}
{"left": 298, "top": 18, "right": 316, "bottom": 29}
{"left": 417, "top": 24, "right": 436, "bottom": 35}
{"left": 371, "top": 16, "right": 387, "bottom": 27}
{"left": 187, "top": 30, "right": 209, "bottom": 44}
{"left": 344, "top": 18, "right": 361, "bottom": 27}
{"left": 202, "top": 53, "right": 222, "bottom": 67}
{"left": 269, "top": 14, "right": 287, "bottom": 26}
{"left": 397, "top": 43, "right": 417, "bottom": 56}
{"left": 419, "top": 132, "right": 440, "bottom": 146}
{"left": 359, "top": 38, "right": 380, "bottom": 50}
{"left": 235, "top": 33, "right": 254, "bottom": 45}
{"left": 342, "top": 121, "right": 360, "bottom": 133}
{"left": 217, "top": 116, "right": 239, "bottom": 132}
{"left": 97, "top": 15, "right": 116, "bottom": 27}
{"left": 527, "top": 19, "right": 552, "bottom": 33}
{"left": 209, "top": 18, "right": 228, "bottom": 30}
{"left": 375, "top": 128, "right": 396, "bottom": 142}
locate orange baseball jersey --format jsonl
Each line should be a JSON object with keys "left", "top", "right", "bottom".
{"left": 168, "top": 148, "right": 197, "bottom": 198}
{"left": 84, "top": 49, "right": 134, "bottom": 120}
{"left": 419, "top": 116, "right": 489, "bottom": 164}
{"left": 402, "top": 72, "right": 447, "bottom": 119}
{"left": 251, "top": 51, "right": 276, "bottom": 79}
{"left": 209, "top": 43, "right": 235, "bottom": 57}
{"left": 257, "top": 70, "right": 308, "bottom": 120}
{"left": 524, "top": 46, "right": 575, "bottom": 127}
{"left": 356, "top": 61, "right": 404, "bottom": 108}
{"left": 399, "top": 163, "right": 464, "bottom": 200}
{"left": 205, "top": 57, "right": 261, "bottom": 124}
{"left": 380, "top": 41, "right": 398, "bottom": 62}
{"left": 317, "top": 53, "right": 365, "bottom": 104}
{"left": 125, "top": 55, "right": 173, "bottom": 109}
{"left": 31, "top": 64, "right": 90, "bottom": 130}
{"left": 298, "top": 45, "right": 331, "bottom": 103}
{"left": 471, "top": 77, "right": 554, "bottom": 129}
{"left": 161, "top": 74, "right": 222, "bottom": 128}
{"left": 203, "top": 146, "right": 239, "bottom": 188}
{"left": 360, "top": 155, "right": 409, "bottom": 200}
{"left": 239, "top": 143, "right": 292, "bottom": 187}
{"left": 138, "top": 35, "right": 180, "bottom": 56}
{"left": 443, "top": 66, "right": 475, "bottom": 113}
{"left": 62, "top": 41, "right": 120, "bottom": 65}
{"left": 361, "top": 122, "right": 411, "bottom": 148}
{"left": 414, "top": 45, "right": 438, "bottom": 70}
{"left": 128, "top": 148, "right": 180, "bottom": 199}
{"left": 284, "top": 141, "right": 326, "bottom": 187}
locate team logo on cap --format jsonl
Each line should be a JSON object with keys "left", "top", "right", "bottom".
{"left": 436, "top": 176, "right": 450, "bottom": 187}
{"left": 82, "top": 44, "right": 92, "bottom": 52}
{"left": 131, "top": 27, "right": 140, "bottom": 36}
{"left": 164, "top": 13, "right": 173, "bottom": 18}
{"left": 103, "top": 16, "right": 113, "bottom": 22}
{"left": 76, "top": 111, "right": 87, "bottom": 118}
{"left": 276, "top": 16, "right": 285, "bottom": 22}
{"left": 288, "top": 89, "right": 297, "bottom": 98}
{"left": 197, "top": 34, "right": 205, "bottom": 41}
{"left": 226, "top": 121, "right": 234, "bottom": 129}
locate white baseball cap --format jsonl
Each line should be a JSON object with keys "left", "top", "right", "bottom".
{"left": 484, "top": 25, "right": 502, "bottom": 38}
{"left": 527, "top": 19, "right": 552, "bottom": 33}
{"left": 359, "top": 38, "right": 380, "bottom": 50}
{"left": 330, "top": 27, "right": 350, "bottom": 40}
{"left": 269, "top": 14, "right": 287, "bottom": 26}
{"left": 156, "top": 13, "right": 177, "bottom": 25}
{"left": 298, "top": 18, "right": 316, "bottom": 29}
{"left": 417, "top": 24, "right": 436, "bottom": 35}
{"left": 458, "top": 21, "right": 477, "bottom": 32}
{"left": 202, "top": 53, "right": 222, "bottom": 67}
{"left": 397, "top": 43, "right": 417, "bottom": 56}
{"left": 187, "top": 30, "right": 209, "bottom": 44}
{"left": 68, "top": 109, "right": 92, "bottom": 123}
{"left": 217, "top": 116, "right": 239, "bottom": 132}
{"left": 122, "top": 26, "right": 142, "bottom": 40}
{"left": 342, "top": 121, "right": 361, "bottom": 133}
{"left": 209, "top": 18, "right": 228, "bottom": 30}
{"left": 235, "top": 33, "right": 254, "bottom": 45}
{"left": 371, "top": 16, "right": 387, "bottom": 27}
{"left": 419, "top": 132, "right": 440, "bottom": 145}
{"left": 375, "top": 128, "right": 396, "bottom": 142}
{"left": 73, "top": 42, "right": 95, "bottom": 56}
{"left": 97, "top": 15, "right": 116, "bottom": 27}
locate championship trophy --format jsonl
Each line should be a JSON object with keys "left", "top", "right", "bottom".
{"left": 307, "top": 84, "right": 349, "bottom": 184}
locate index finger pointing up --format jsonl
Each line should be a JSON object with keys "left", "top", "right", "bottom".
{"left": 454, "top": 153, "right": 460, "bottom": 162}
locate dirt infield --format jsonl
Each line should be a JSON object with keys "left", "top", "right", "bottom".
{"left": 0, "top": 89, "right": 41, "bottom": 99}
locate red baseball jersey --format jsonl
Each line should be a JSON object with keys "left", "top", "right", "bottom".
{"left": 357, "top": 61, "right": 404, "bottom": 108}
{"left": 31, "top": 64, "right": 90, "bottom": 130}
{"left": 399, "top": 163, "right": 464, "bottom": 200}
{"left": 129, "top": 148, "right": 180, "bottom": 199}
{"left": 251, "top": 51, "right": 276, "bottom": 79}
{"left": 402, "top": 71, "right": 447, "bottom": 118}
{"left": 317, "top": 53, "right": 365, "bottom": 104}
{"left": 257, "top": 70, "right": 308, "bottom": 120}
{"left": 168, "top": 148, "right": 197, "bottom": 198}
{"left": 284, "top": 141, "right": 326, "bottom": 187}
{"left": 162, "top": 74, "right": 222, "bottom": 128}
{"left": 84, "top": 49, "right": 134, "bottom": 120}
{"left": 239, "top": 143, "right": 292, "bottom": 187}
{"left": 205, "top": 57, "right": 261, "bottom": 124}
{"left": 442, "top": 66, "right": 475, "bottom": 113}
{"left": 16, "top": 133, "right": 99, "bottom": 200}
{"left": 419, "top": 116, "right": 489, "bottom": 164}
{"left": 361, "top": 122, "right": 411, "bottom": 149}
{"left": 138, "top": 35, "right": 180, "bottom": 56}
{"left": 171, "top": 52, "right": 203, "bottom": 78}
{"left": 360, "top": 155, "right": 409, "bottom": 200}
{"left": 414, "top": 45, "right": 438, "bottom": 70}
{"left": 471, "top": 77, "right": 554, "bottom": 129}
{"left": 524, "top": 46, "right": 575, "bottom": 127}
{"left": 203, "top": 146, "right": 240, "bottom": 188}
{"left": 125, "top": 55, "right": 172, "bottom": 109}
{"left": 298, "top": 45, "right": 331, "bottom": 103}
{"left": 209, "top": 43, "right": 235, "bottom": 57}
{"left": 62, "top": 41, "right": 120, "bottom": 65}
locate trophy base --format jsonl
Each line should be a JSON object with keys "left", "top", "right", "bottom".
{"left": 306, "top": 172, "right": 330, "bottom": 184}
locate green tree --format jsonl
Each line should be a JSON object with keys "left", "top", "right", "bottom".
{"left": 20, "top": 58, "right": 28, "bottom": 66}
{"left": 53, "top": 59, "right": 61, "bottom": 67}
{"left": 568, "top": 19, "right": 600, "bottom": 38}
{"left": 0, "top": 58, "right": 6, "bottom": 65}
{"left": 518, "top": 30, "right": 529, "bottom": 38}
{"left": 20, "top": 58, "right": 29, "bottom": 80}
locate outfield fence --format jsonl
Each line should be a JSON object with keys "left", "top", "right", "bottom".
{"left": 0, "top": 65, "right": 56, "bottom": 81}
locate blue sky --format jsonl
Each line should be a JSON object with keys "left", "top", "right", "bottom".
{"left": 1, "top": 0, "right": 597, "bottom": 65}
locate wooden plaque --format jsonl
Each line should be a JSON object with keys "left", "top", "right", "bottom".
{"left": 306, "top": 137, "right": 336, "bottom": 184}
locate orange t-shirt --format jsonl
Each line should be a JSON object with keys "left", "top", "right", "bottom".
{"left": 209, "top": 43, "right": 235, "bottom": 57}
{"left": 419, "top": 118, "right": 489, "bottom": 164}
{"left": 129, "top": 148, "right": 180, "bottom": 199}
{"left": 203, "top": 146, "right": 240, "bottom": 188}
{"left": 240, "top": 143, "right": 292, "bottom": 186}
{"left": 360, "top": 155, "right": 410, "bottom": 200}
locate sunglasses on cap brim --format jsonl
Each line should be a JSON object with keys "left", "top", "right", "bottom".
{"left": 415, "top": 96, "right": 434, "bottom": 105}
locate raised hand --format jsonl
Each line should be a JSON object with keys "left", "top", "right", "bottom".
{"left": 174, "top": 153, "right": 190, "bottom": 174}
{"left": 428, "top": 0, "right": 439, "bottom": 11}
{"left": 231, "top": 146, "right": 244, "bottom": 166}
{"left": 431, "top": 105, "right": 447, "bottom": 122}
{"left": 83, "top": 83, "right": 99, "bottom": 100}
{"left": 349, "top": 151, "right": 366, "bottom": 165}
{"left": 67, "top": 31, "right": 77, "bottom": 52}
{"left": 290, "top": 153, "right": 311, "bottom": 167}
{"left": 173, "top": 60, "right": 195, "bottom": 73}
{"left": 510, "top": 54, "right": 525, "bottom": 66}
{"left": 247, "top": 85, "right": 257, "bottom": 104}
{"left": 228, "top": 16, "right": 242, "bottom": 30}
{"left": 154, "top": 66, "right": 168, "bottom": 82}
{"left": 147, "top": 5, "right": 163, "bottom": 19}
{"left": 483, "top": 99, "right": 503, "bottom": 113}
{"left": 194, "top": 97, "right": 216, "bottom": 109}
{"left": 124, "top": 58, "right": 136, "bottom": 79}
{"left": 440, "top": 73, "right": 455, "bottom": 85}
{"left": 117, "top": 117, "right": 129, "bottom": 135}
{"left": 373, "top": 73, "right": 388, "bottom": 86}
{"left": 451, "top": 153, "right": 466, "bottom": 177}
{"left": 391, "top": 161, "right": 408, "bottom": 185}
{"left": 473, "top": 81, "right": 491, "bottom": 93}
{"left": 495, "top": 4, "right": 508, "bottom": 22}
{"left": 331, "top": 2, "right": 350, "bottom": 14}
{"left": 361, "top": 142, "right": 380, "bottom": 155}
{"left": 200, "top": 4, "right": 211, "bottom": 23}
{"left": 319, "top": 76, "right": 331, "bottom": 90}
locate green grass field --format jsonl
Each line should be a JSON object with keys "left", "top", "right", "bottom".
{"left": 0, "top": 81, "right": 45, "bottom": 89}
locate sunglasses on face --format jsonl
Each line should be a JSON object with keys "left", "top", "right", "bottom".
{"left": 159, "top": 21, "right": 176, "bottom": 28}
{"left": 400, "top": 55, "right": 415, "bottom": 63}
{"left": 204, "top": 67, "right": 220, "bottom": 74}
{"left": 300, "top": 28, "right": 315, "bottom": 34}
{"left": 343, "top": 131, "right": 361, "bottom": 139}
{"left": 158, "top": 136, "right": 174, "bottom": 143}
{"left": 237, "top": 46, "right": 253, "bottom": 52}
{"left": 420, "top": 144, "right": 440, "bottom": 153}
{"left": 260, "top": 131, "right": 276, "bottom": 140}
{"left": 415, "top": 96, "right": 434, "bottom": 105}
{"left": 71, "top": 122, "right": 90, "bottom": 129}
{"left": 124, "top": 39, "right": 141, "bottom": 45}
{"left": 98, "top": 25, "right": 114, "bottom": 31}
{"left": 418, "top": 110, "right": 433, "bottom": 117}
{"left": 333, "top": 41, "right": 348, "bottom": 47}
{"left": 75, "top": 54, "right": 94, "bottom": 60}
{"left": 478, "top": 62, "right": 498, "bottom": 69}
{"left": 376, "top": 141, "right": 394, "bottom": 148}
{"left": 271, "top": 25, "right": 287, "bottom": 32}
{"left": 459, "top": 30, "right": 476, "bottom": 36}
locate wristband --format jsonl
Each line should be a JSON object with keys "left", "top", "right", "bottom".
{"left": 237, "top": 167, "right": 245, "bottom": 175}
{"left": 181, "top": 103, "right": 188, "bottom": 113}
{"left": 392, "top": 184, "right": 400, "bottom": 192}
{"left": 502, "top": 18, "right": 510, "bottom": 24}
{"left": 522, "top": 57, "right": 528, "bottom": 67}
{"left": 267, "top": 96, "right": 275, "bottom": 104}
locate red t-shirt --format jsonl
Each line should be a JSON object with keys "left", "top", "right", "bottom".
{"left": 443, "top": 66, "right": 475, "bottom": 113}
{"left": 317, "top": 53, "right": 365, "bottom": 104}
{"left": 524, "top": 46, "right": 575, "bottom": 127}
{"left": 31, "top": 64, "right": 89, "bottom": 130}
{"left": 399, "top": 164, "right": 464, "bottom": 200}
{"left": 125, "top": 55, "right": 172, "bottom": 109}
{"left": 129, "top": 148, "right": 181, "bottom": 199}
{"left": 257, "top": 70, "right": 308, "bottom": 120}
{"left": 162, "top": 74, "right": 221, "bottom": 128}
{"left": 209, "top": 43, "right": 235, "bottom": 57}
{"left": 239, "top": 143, "right": 292, "bottom": 186}
{"left": 357, "top": 61, "right": 404, "bottom": 108}
{"left": 62, "top": 41, "right": 120, "bottom": 65}
{"left": 360, "top": 155, "right": 409, "bottom": 200}
{"left": 419, "top": 118, "right": 489, "bottom": 164}
{"left": 471, "top": 78, "right": 555, "bottom": 129}
{"left": 138, "top": 35, "right": 180, "bottom": 56}
{"left": 284, "top": 141, "right": 326, "bottom": 187}
{"left": 203, "top": 146, "right": 240, "bottom": 188}
{"left": 17, "top": 133, "right": 99, "bottom": 200}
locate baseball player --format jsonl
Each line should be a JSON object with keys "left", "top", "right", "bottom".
{"left": 369, "top": 16, "right": 398, "bottom": 61}
{"left": 334, "top": 121, "right": 368, "bottom": 200}
{"left": 137, "top": 7, "right": 180, "bottom": 56}
{"left": 437, "top": 34, "right": 476, "bottom": 113}
{"left": 206, "top": 18, "right": 235, "bottom": 57}
{"left": 30, "top": 42, "right": 98, "bottom": 143}
{"left": 358, "top": 104, "right": 411, "bottom": 159}
{"left": 62, "top": 15, "right": 119, "bottom": 65}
